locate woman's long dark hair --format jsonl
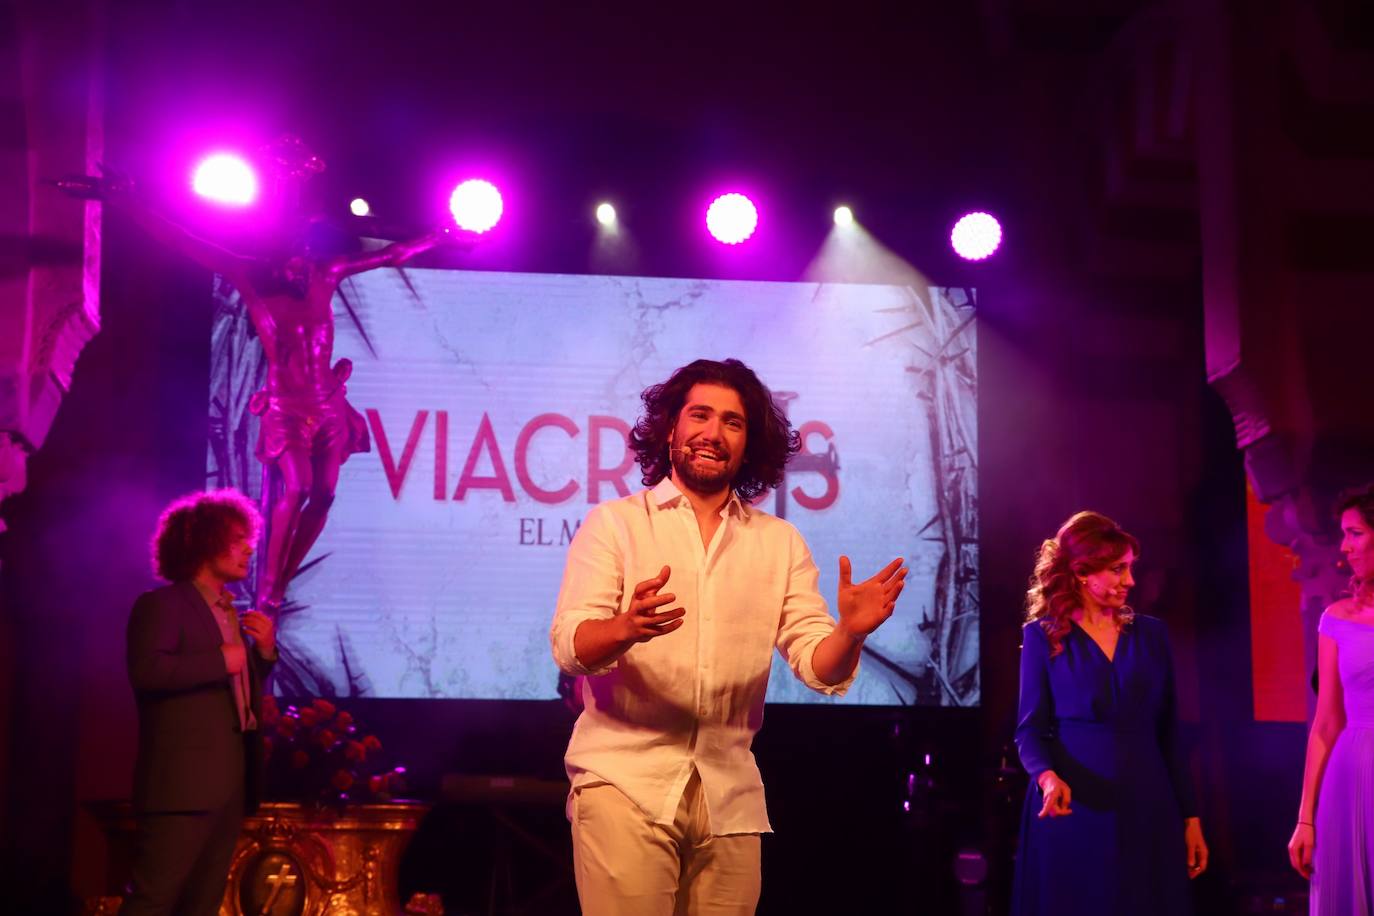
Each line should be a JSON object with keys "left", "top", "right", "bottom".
{"left": 629, "top": 358, "right": 800, "bottom": 503}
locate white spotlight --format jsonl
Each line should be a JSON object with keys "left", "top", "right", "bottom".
{"left": 449, "top": 179, "right": 503, "bottom": 234}
{"left": 833, "top": 205, "right": 854, "bottom": 227}
{"left": 191, "top": 153, "right": 258, "bottom": 206}
{"left": 349, "top": 198, "right": 371, "bottom": 217}
{"left": 951, "top": 211, "right": 1003, "bottom": 261}
{"left": 706, "top": 193, "right": 759, "bottom": 245}
{"left": 596, "top": 202, "right": 617, "bottom": 227}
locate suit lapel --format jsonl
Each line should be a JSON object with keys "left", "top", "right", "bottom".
{"left": 176, "top": 581, "right": 254, "bottom": 726}
{"left": 175, "top": 580, "right": 226, "bottom": 648}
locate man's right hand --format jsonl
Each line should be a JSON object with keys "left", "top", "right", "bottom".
{"left": 615, "top": 566, "right": 685, "bottom": 644}
{"left": 570, "top": 566, "right": 686, "bottom": 670}
{"left": 221, "top": 643, "right": 247, "bottom": 675}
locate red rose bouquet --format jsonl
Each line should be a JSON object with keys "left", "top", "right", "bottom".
{"left": 261, "top": 697, "right": 407, "bottom": 808}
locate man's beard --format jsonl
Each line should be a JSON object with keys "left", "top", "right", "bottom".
{"left": 671, "top": 445, "right": 735, "bottom": 496}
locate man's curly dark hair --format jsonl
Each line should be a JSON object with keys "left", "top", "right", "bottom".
{"left": 629, "top": 358, "right": 801, "bottom": 503}
{"left": 150, "top": 489, "right": 261, "bottom": 582}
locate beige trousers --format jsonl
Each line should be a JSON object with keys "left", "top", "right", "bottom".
{"left": 570, "top": 770, "right": 762, "bottom": 916}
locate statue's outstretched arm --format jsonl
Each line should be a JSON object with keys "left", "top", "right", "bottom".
{"left": 118, "top": 197, "right": 259, "bottom": 289}
{"left": 330, "top": 228, "right": 457, "bottom": 279}
{"left": 58, "top": 172, "right": 259, "bottom": 288}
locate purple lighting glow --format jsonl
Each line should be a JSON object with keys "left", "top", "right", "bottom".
{"left": 191, "top": 153, "right": 258, "bottom": 206}
{"left": 448, "top": 179, "right": 503, "bottom": 234}
{"left": 950, "top": 211, "right": 1002, "bottom": 260}
{"left": 706, "top": 193, "right": 758, "bottom": 245}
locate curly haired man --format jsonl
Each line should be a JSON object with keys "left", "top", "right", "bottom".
{"left": 124, "top": 489, "right": 277, "bottom": 916}
{"left": 551, "top": 358, "right": 907, "bottom": 915}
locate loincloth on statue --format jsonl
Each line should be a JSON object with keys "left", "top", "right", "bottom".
{"left": 249, "top": 384, "right": 371, "bottom": 464}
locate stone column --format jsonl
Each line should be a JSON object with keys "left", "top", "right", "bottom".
{"left": 0, "top": 0, "right": 106, "bottom": 541}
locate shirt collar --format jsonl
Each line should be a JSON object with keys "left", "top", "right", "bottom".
{"left": 650, "top": 477, "right": 751, "bottom": 520}
{"left": 188, "top": 579, "right": 235, "bottom": 613}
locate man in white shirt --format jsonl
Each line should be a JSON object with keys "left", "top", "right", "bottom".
{"left": 550, "top": 358, "right": 907, "bottom": 915}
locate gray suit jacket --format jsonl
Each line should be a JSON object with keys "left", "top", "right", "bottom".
{"left": 126, "top": 581, "right": 274, "bottom": 813}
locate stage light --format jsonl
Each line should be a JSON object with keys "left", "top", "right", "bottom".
{"left": 448, "top": 179, "right": 503, "bottom": 234}
{"left": 950, "top": 211, "right": 1002, "bottom": 261}
{"left": 349, "top": 197, "right": 371, "bottom": 217}
{"left": 191, "top": 153, "right": 258, "bottom": 206}
{"left": 596, "top": 202, "right": 617, "bottom": 227}
{"left": 833, "top": 205, "right": 854, "bottom": 227}
{"left": 706, "top": 193, "right": 758, "bottom": 245}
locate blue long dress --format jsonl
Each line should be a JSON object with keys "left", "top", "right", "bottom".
{"left": 1011, "top": 614, "right": 1196, "bottom": 916}
{"left": 1312, "top": 612, "right": 1374, "bottom": 915}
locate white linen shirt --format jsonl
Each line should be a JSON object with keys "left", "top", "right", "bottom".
{"left": 550, "top": 477, "right": 855, "bottom": 835}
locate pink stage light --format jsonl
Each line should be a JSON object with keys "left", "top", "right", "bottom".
{"left": 706, "top": 193, "right": 758, "bottom": 245}
{"left": 191, "top": 153, "right": 259, "bottom": 206}
{"left": 448, "top": 179, "right": 503, "bottom": 234}
{"left": 950, "top": 211, "right": 1002, "bottom": 261}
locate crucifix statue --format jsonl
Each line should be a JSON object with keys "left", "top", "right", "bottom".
{"left": 63, "top": 139, "right": 456, "bottom": 612}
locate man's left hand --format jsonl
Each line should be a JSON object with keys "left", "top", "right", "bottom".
{"left": 836, "top": 556, "right": 908, "bottom": 639}
{"left": 241, "top": 610, "right": 277, "bottom": 658}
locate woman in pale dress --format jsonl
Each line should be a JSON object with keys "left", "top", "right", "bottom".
{"left": 1288, "top": 483, "right": 1374, "bottom": 914}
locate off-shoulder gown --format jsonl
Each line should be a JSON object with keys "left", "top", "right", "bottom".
{"left": 1312, "top": 612, "right": 1374, "bottom": 915}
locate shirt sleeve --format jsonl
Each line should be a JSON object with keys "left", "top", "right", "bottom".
{"left": 1155, "top": 621, "right": 1200, "bottom": 818}
{"left": 1014, "top": 622, "right": 1057, "bottom": 781}
{"left": 776, "top": 528, "right": 855, "bottom": 697}
{"left": 549, "top": 504, "right": 626, "bottom": 677}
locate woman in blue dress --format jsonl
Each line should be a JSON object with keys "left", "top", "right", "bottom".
{"left": 1012, "top": 511, "right": 1208, "bottom": 916}
{"left": 1288, "top": 484, "right": 1374, "bottom": 914}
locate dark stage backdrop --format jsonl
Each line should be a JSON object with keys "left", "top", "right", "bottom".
{"left": 207, "top": 269, "right": 979, "bottom": 706}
